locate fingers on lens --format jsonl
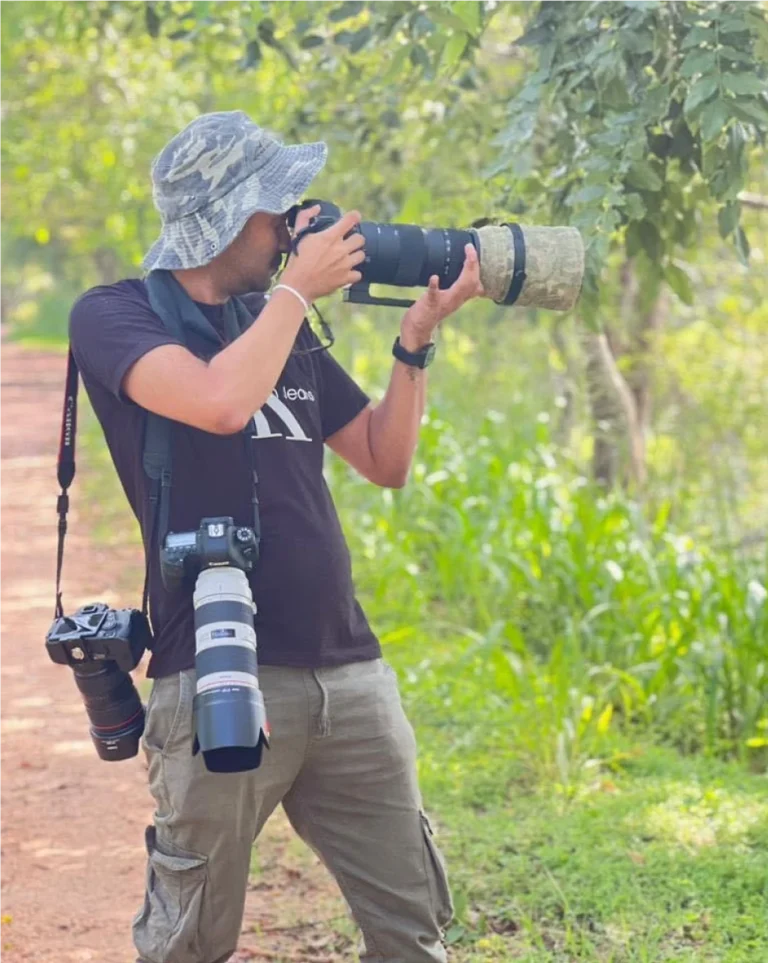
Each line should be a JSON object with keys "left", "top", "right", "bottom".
{"left": 339, "top": 210, "right": 361, "bottom": 232}
{"left": 343, "top": 233, "right": 365, "bottom": 252}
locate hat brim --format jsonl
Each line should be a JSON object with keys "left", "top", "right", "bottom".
{"left": 141, "top": 139, "right": 327, "bottom": 272}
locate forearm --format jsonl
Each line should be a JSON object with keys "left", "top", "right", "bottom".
{"left": 367, "top": 325, "right": 429, "bottom": 487}
{"left": 207, "top": 287, "right": 307, "bottom": 432}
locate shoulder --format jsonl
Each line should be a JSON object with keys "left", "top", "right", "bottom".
{"left": 72, "top": 278, "right": 149, "bottom": 313}
{"left": 69, "top": 279, "right": 157, "bottom": 338}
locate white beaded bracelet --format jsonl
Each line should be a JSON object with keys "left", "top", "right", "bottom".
{"left": 271, "top": 283, "right": 310, "bottom": 314}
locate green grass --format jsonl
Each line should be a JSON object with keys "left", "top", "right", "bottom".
{"left": 400, "top": 697, "right": 768, "bottom": 962}
{"left": 376, "top": 585, "right": 768, "bottom": 960}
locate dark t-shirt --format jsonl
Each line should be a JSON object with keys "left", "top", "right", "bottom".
{"left": 69, "top": 279, "right": 381, "bottom": 677}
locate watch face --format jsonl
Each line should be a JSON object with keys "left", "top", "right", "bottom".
{"left": 424, "top": 343, "right": 436, "bottom": 365}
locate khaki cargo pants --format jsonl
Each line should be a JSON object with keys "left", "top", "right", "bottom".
{"left": 133, "top": 658, "right": 453, "bottom": 963}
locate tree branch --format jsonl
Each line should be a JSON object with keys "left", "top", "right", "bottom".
{"left": 738, "top": 191, "right": 768, "bottom": 210}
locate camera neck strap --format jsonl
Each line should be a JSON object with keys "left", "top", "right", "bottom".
{"left": 54, "top": 349, "right": 79, "bottom": 619}
{"left": 54, "top": 349, "right": 155, "bottom": 622}
{"left": 142, "top": 270, "right": 261, "bottom": 556}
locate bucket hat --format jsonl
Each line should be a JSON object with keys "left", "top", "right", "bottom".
{"left": 142, "top": 110, "right": 327, "bottom": 271}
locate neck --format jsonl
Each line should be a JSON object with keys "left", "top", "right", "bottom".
{"left": 170, "top": 267, "right": 230, "bottom": 305}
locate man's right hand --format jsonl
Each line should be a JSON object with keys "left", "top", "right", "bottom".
{"left": 281, "top": 209, "right": 366, "bottom": 303}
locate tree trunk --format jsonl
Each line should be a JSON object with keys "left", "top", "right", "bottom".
{"left": 626, "top": 286, "right": 667, "bottom": 440}
{"left": 550, "top": 319, "right": 577, "bottom": 447}
{"left": 582, "top": 326, "right": 623, "bottom": 488}
{"left": 582, "top": 259, "right": 652, "bottom": 491}
{"left": 594, "top": 331, "right": 647, "bottom": 489}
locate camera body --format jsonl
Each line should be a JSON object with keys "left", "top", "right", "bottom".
{"left": 161, "top": 515, "right": 259, "bottom": 591}
{"left": 46, "top": 602, "right": 150, "bottom": 671}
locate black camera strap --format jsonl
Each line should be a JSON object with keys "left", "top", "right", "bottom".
{"left": 54, "top": 349, "right": 79, "bottom": 620}
{"left": 54, "top": 349, "right": 156, "bottom": 622}
{"left": 142, "top": 270, "right": 261, "bottom": 559}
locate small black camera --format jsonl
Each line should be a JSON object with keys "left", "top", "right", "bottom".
{"left": 160, "top": 515, "right": 259, "bottom": 591}
{"left": 46, "top": 603, "right": 152, "bottom": 760}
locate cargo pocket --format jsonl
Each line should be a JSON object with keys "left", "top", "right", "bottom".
{"left": 419, "top": 809, "right": 454, "bottom": 929}
{"left": 133, "top": 826, "right": 209, "bottom": 963}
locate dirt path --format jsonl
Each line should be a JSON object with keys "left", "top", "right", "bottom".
{"left": 1, "top": 344, "right": 350, "bottom": 963}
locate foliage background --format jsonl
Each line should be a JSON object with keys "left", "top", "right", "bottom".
{"left": 2, "top": 2, "right": 768, "bottom": 960}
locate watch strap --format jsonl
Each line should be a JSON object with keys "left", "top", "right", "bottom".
{"left": 392, "top": 336, "right": 436, "bottom": 369}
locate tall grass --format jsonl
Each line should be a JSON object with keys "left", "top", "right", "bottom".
{"left": 327, "top": 384, "right": 767, "bottom": 779}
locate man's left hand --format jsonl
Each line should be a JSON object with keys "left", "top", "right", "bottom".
{"left": 400, "top": 243, "right": 486, "bottom": 348}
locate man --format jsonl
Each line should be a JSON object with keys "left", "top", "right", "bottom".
{"left": 69, "top": 110, "right": 485, "bottom": 963}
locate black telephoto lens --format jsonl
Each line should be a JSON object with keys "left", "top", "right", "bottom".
{"left": 72, "top": 660, "right": 145, "bottom": 760}
{"left": 358, "top": 222, "right": 476, "bottom": 290}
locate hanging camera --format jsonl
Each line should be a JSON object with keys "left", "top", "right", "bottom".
{"left": 161, "top": 516, "right": 269, "bottom": 773}
{"left": 46, "top": 351, "right": 153, "bottom": 762}
{"left": 46, "top": 602, "right": 151, "bottom": 760}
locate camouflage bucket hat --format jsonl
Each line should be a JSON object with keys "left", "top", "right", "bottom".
{"left": 142, "top": 110, "right": 328, "bottom": 272}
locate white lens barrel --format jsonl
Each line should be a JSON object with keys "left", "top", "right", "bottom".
{"left": 192, "top": 566, "right": 269, "bottom": 772}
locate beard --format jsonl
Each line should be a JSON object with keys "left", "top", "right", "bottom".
{"left": 239, "top": 253, "right": 284, "bottom": 295}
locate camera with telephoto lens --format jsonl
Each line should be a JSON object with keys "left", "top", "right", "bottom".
{"left": 160, "top": 515, "right": 258, "bottom": 592}
{"left": 45, "top": 603, "right": 151, "bottom": 760}
{"left": 161, "top": 516, "right": 269, "bottom": 773}
{"left": 286, "top": 198, "right": 585, "bottom": 312}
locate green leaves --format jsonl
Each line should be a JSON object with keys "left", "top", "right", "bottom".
{"left": 734, "top": 225, "right": 750, "bottom": 265}
{"left": 717, "top": 201, "right": 740, "bottom": 238}
{"left": 626, "top": 162, "right": 663, "bottom": 193}
{"left": 567, "top": 185, "right": 606, "bottom": 206}
{"left": 299, "top": 34, "right": 325, "bottom": 50}
{"left": 409, "top": 44, "right": 430, "bottom": 70}
{"left": 663, "top": 261, "right": 694, "bottom": 305}
{"left": 732, "top": 100, "right": 768, "bottom": 126}
{"left": 238, "top": 39, "right": 261, "bottom": 71}
{"left": 721, "top": 72, "right": 767, "bottom": 96}
{"left": 679, "top": 49, "right": 717, "bottom": 79}
{"left": 452, "top": 0, "right": 481, "bottom": 33}
{"left": 699, "top": 99, "right": 730, "bottom": 143}
{"left": 144, "top": 3, "right": 160, "bottom": 38}
{"left": 632, "top": 221, "right": 662, "bottom": 261}
{"left": 681, "top": 24, "right": 714, "bottom": 50}
{"left": 329, "top": 2, "right": 364, "bottom": 23}
{"left": 335, "top": 25, "right": 372, "bottom": 54}
{"left": 683, "top": 75, "right": 718, "bottom": 117}
{"left": 623, "top": 193, "right": 646, "bottom": 221}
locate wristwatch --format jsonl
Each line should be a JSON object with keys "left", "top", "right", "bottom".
{"left": 392, "top": 336, "right": 436, "bottom": 369}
